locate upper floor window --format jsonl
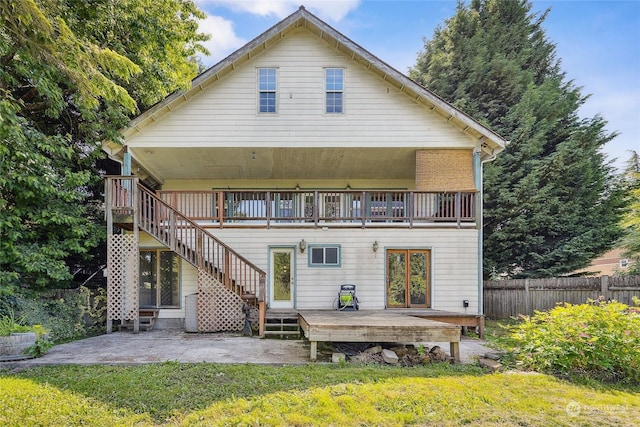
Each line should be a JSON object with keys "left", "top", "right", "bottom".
{"left": 325, "top": 68, "right": 344, "bottom": 113}
{"left": 258, "top": 68, "right": 277, "bottom": 113}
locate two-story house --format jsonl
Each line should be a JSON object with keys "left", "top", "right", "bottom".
{"left": 103, "top": 7, "right": 506, "bottom": 337}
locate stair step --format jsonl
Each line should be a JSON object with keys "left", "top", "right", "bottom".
{"left": 263, "top": 330, "right": 301, "bottom": 336}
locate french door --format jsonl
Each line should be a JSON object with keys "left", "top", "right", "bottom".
{"left": 386, "top": 249, "right": 431, "bottom": 308}
{"left": 269, "top": 248, "right": 295, "bottom": 309}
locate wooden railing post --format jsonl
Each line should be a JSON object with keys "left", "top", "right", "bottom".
{"left": 455, "top": 192, "right": 461, "bottom": 228}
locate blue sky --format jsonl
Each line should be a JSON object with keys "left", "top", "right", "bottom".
{"left": 194, "top": 1, "right": 639, "bottom": 170}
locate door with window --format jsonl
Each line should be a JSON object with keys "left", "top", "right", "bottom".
{"left": 139, "top": 250, "right": 181, "bottom": 308}
{"left": 269, "top": 248, "right": 295, "bottom": 309}
{"left": 386, "top": 249, "right": 431, "bottom": 308}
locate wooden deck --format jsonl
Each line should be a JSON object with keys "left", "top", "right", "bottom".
{"left": 298, "top": 310, "right": 462, "bottom": 362}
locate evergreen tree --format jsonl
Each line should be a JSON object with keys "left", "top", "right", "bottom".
{"left": 620, "top": 151, "right": 640, "bottom": 275}
{"left": 0, "top": 0, "right": 208, "bottom": 293}
{"left": 410, "top": 0, "right": 625, "bottom": 278}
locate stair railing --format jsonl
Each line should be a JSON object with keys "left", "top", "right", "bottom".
{"left": 106, "top": 176, "right": 266, "bottom": 333}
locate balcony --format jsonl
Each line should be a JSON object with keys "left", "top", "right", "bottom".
{"left": 156, "top": 189, "right": 477, "bottom": 228}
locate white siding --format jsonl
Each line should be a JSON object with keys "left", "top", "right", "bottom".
{"left": 207, "top": 227, "right": 480, "bottom": 314}
{"left": 126, "top": 29, "right": 473, "bottom": 150}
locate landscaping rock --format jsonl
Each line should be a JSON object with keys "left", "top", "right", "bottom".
{"left": 364, "top": 345, "right": 383, "bottom": 355}
{"left": 332, "top": 353, "right": 346, "bottom": 363}
{"left": 429, "top": 345, "right": 449, "bottom": 362}
{"left": 382, "top": 349, "right": 399, "bottom": 364}
{"left": 484, "top": 351, "right": 505, "bottom": 361}
{"left": 479, "top": 358, "right": 502, "bottom": 372}
{"left": 390, "top": 345, "right": 412, "bottom": 358}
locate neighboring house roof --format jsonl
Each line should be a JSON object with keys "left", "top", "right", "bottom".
{"left": 105, "top": 6, "right": 506, "bottom": 160}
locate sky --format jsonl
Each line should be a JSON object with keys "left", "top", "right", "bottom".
{"left": 193, "top": 0, "right": 640, "bottom": 170}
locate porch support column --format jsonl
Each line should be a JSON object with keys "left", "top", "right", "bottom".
{"left": 122, "top": 146, "right": 132, "bottom": 176}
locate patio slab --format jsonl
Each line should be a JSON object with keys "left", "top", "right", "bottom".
{"left": 1, "top": 330, "right": 492, "bottom": 368}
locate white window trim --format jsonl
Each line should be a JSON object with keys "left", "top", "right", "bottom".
{"left": 324, "top": 67, "right": 345, "bottom": 114}
{"left": 257, "top": 67, "right": 278, "bottom": 114}
{"left": 308, "top": 244, "right": 342, "bottom": 268}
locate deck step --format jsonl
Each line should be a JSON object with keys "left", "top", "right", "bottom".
{"left": 117, "top": 309, "right": 159, "bottom": 332}
{"left": 264, "top": 313, "right": 300, "bottom": 338}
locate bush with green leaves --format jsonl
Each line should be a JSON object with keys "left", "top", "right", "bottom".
{"left": 0, "top": 286, "right": 105, "bottom": 343}
{"left": 498, "top": 298, "right": 640, "bottom": 383}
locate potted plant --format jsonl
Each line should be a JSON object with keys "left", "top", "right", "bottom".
{"left": 0, "top": 308, "right": 50, "bottom": 358}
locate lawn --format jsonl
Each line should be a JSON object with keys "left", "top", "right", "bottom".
{"left": 1, "top": 363, "right": 638, "bottom": 426}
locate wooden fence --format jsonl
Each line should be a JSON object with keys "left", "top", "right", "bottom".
{"left": 484, "top": 275, "right": 640, "bottom": 319}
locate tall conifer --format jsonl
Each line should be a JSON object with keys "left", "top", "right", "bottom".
{"left": 410, "top": 0, "right": 624, "bottom": 278}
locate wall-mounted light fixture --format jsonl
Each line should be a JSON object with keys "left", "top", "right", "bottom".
{"left": 372, "top": 241, "right": 379, "bottom": 253}
{"left": 299, "top": 239, "right": 307, "bottom": 253}
{"left": 463, "top": 299, "right": 469, "bottom": 308}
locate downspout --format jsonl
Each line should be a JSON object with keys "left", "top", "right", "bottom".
{"left": 474, "top": 145, "right": 497, "bottom": 316}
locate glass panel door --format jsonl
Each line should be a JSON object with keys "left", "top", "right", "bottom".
{"left": 269, "top": 248, "right": 295, "bottom": 309}
{"left": 409, "top": 251, "right": 429, "bottom": 306}
{"left": 386, "top": 250, "right": 407, "bottom": 307}
{"left": 386, "top": 249, "right": 431, "bottom": 308}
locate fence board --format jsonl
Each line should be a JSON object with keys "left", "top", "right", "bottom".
{"left": 484, "top": 276, "right": 640, "bottom": 319}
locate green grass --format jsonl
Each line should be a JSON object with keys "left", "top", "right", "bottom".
{"left": 2, "top": 363, "right": 639, "bottom": 426}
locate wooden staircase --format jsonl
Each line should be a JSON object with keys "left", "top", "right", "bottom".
{"left": 118, "top": 309, "right": 159, "bottom": 331}
{"left": 106, "top": 176, "right": 266, "bottom": 334}
{"left": 264, "top": 310, "right": 301, "bottom": 338}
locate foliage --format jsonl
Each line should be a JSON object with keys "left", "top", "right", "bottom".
{"left": 409, "top": 0, "right": 625, "bottom": 278}
{"left": 23, "top": 336, "right": 54, "bottom": 358}
{"left": 3, "top": 364, "right": 639, "bottom": 425}
{"left": 497, "top": 298, "right": 640, "bottom": 384}
{"left": 2, "top": 290, "right": 87, "bottom": 342}
{"left": 0, "top": 0, "right": 208, "bottom": 293}
{"left": 79, "top": 285, "right": 107, "bottom": 330}
{"left": 54, "top": 0, "right": 210, "bottom": 109}
{"left": 619, "top": 151, "right": 640, "bottom": 275}
{"left": 0, "top": 303, "right": 29, "bottom": 336}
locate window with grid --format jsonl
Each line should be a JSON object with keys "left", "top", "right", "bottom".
{"left": 258, "top": 68, "right": 277, "bottom": 113}
{"left": 325, "top": 68, "right": 344, "bottom": 113}
{"left": 309, "top": 245, "right": 341, "bottom": 267}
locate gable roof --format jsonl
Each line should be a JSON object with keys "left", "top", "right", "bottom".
{"left": 116, "top": 6, "right": 506, "bottom": 158}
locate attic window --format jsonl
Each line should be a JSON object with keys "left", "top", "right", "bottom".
{"left": 258, "top": 68, "right": 277, "bottom": 113}
{"left": 325, "top": 68, "right": 344, "bottom": 113}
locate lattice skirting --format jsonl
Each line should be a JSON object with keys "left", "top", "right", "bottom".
{"left": 197, "top": 269, "right": 245, "bottom": 332}
{"left": 107, "top": 234, "right": 139, "bottom": 321}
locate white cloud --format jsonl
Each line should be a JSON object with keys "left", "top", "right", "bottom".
{"left": 198, "top": 0, "right": 360, "bottom": 22}
{"left": 197, "top": 15, "right": 248, "bottom": 67}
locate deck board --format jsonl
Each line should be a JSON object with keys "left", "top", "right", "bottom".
{"left": 298, "top": 310, "right": 462, "bottom": 362}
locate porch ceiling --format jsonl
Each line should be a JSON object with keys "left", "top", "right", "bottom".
{"left": 128, "top": 147, "right": 417, "bottom": 182}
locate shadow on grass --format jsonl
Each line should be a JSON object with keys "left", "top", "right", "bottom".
{"left": 3, "top": 362, "right": 483, "bottom": 422}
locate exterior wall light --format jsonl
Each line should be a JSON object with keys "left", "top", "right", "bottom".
{"left": 372, "top": 241, "right": 379, "bottom": 253}
{"left": 299, "top": 239, "right": 307, "bottom": 253}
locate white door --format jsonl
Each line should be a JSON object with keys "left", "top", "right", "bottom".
{"left": 269, "top": 248, "right": 295, "bottom": 309}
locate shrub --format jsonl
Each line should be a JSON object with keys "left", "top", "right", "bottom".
{"left": 0, "top": 286, "right": 106, "bottom": 343}
{"left": 498, "top": 297, "right": 640, "bottom": 383}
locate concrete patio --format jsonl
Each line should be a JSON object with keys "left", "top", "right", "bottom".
{"left": 1, "top": 330, "right": 492, "bottom": 368}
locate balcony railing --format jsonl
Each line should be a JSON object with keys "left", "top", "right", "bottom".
{"left": 156, "top": 189, "right": 477, "bottom": 228}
